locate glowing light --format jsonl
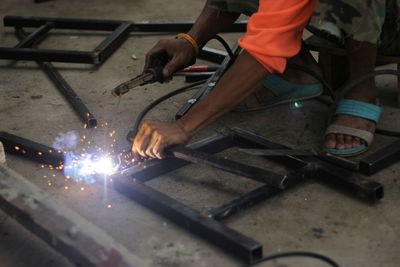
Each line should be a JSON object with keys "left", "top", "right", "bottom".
{"left": 293, "top": 101, "right": 302, "bottom": 109}
{"left": 64, "top": 186, "right": 69, "bottom": 190}
{"left": 80, "top": 187, "right": 85, "bottom": 191}
{"left": 14, "top": 146, "right": 20, "bottom": 151}
{"left": 38, "top": 152, "right": 43, "bottom": 156}
{"left": 107, "top": 204, "right": 112, "bottom": 208}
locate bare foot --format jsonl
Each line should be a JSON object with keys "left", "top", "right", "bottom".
{"left": 324, "top": 39, "right": 379, "bottom": 153}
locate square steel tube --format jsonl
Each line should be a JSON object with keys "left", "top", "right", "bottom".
{"left": 0, "top": 47, "right": 95, "bottom": 63}
{"left": 14, "top": 22, "right": 54, "bottom": 48}
{"left": 113, "top": 179, "right": 263, "bottom": 264}
{"left": 231, "top": 128, "right": 384, "bottom": 203}
{"left": 15, "top": 28, "right": 98, "bottom": 128}
{"left": 166, "top": 145, "right": 288, "bottom": 189}
{"left": 0, "top": 131, "right": 64, "bottom": 167}
{"left": 4, "top": 16, "right": 247, "bottom": 32}
{"left": 359, "top": 139, "right": 400, "bottom": 176}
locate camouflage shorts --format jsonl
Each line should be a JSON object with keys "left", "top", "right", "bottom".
{"left": 209, "top": 0, "right": 400, "bottom": 55}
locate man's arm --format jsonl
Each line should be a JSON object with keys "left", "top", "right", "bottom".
{"left": 132, "top": 50, "right": 269, "bottom": 159}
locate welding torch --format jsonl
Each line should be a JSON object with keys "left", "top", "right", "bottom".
{"left": 112, "top": 52, "right": 201, "bottom": 97}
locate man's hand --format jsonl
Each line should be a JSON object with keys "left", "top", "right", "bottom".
{"left": 132, "top": 120, "right": 190, "bottom": 159}
{"left": 145, "top": 38, "right": 196, "bottom": 79}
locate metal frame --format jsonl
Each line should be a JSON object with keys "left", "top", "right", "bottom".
{"left": 15, "top": 28, "right": 98, "bottom": 127}
{"left": 1, "top": 16, "right": 246, "bottom": 64}
{"left": 114, "top": 128, "right": 383, "bottom": 263}
{"left": 0, "top": 129, "right": 383, "bottom": 264}
{"left": 318, "top": 141, "right": 400, "bottom": 176}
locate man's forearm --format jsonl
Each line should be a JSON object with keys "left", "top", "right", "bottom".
{"left": 187, "top": 0, "right": 241, "bottom": 46}
{"left": 178, "top": 50, "right": 270, "bottom": 136}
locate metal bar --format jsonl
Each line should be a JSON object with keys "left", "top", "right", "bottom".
{"left": 231, "top": 128, "right": 384, "bottom": 202}
{"left": 0, "top": 131, "right": 64, "bottom": 168}
{"left": 4, "top": 16, "right": 126, "bottom": 31}
{"left": 198, "top": 47, "right": 228, "bottom": 64}
{"left": 14, "top": 22, "right": 54, "bottom": 48}
{"left": 4, "top": 16, "right": 247, "bottom": 32}
{"left": 94, "top": 22, "right": 131, "bottom": 64}
{"left": 15, "top": 28, "right": 98, "bottom": 128}
{"left": 175, "top": 43, "right": 240, "bottom": 119}
{"left": 208, "top": 165, "right": 312, "bottom": 221}
{"left": 167, "top": 145, "right": 288, "bottom": 189}
{"left": 0, "top": 164, "right": 147, "bottom": 267}
{"left": 209, "top": 185, "right": 282, "bottom": 221}
{"left": 314, "top": 161, "right": 384, "bottom": 203}
{"left": 0, "top": 47, "right": 95, "bottom": 63}
{"left": 232, "top": 128, "right": 308, "bottom": 169}
{"left": 113, "top": 179, "right": 262, "bottom": 264}
{"left": 39, "top": 62, "right": 98, "bottom": 127}
{"left": 359, "top": 139, "right": 400, "bottom": 176}
{"left": 115, "top": 133, "right": 234, "bottom": 182}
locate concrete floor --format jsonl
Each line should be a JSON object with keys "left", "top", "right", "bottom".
{"left": 1, "top": 0, "right": 400, "bottom": 266}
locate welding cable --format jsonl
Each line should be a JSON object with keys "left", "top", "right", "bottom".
{"left": 286, "top": 62, "right": 336, "bottom": 101}
{"left": 128, "top": 80, "right": 207, "bottom": 141}
{"left": 210, "top": 34, "right": 234, "bottom": 59}
{"left": 244, "top": 251, "right": 340, "bottom": 267}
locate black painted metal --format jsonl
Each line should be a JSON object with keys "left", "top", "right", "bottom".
{"left": 14, "top": 22, "right": 54, "bottom": 48}
{"left": 15, "top": 28, "right": 98, "bottom": 128}
{"left": 4, "top": 16, "right": 247, "bottom": 32}
{"left": 114, "top": 180, "right": 263, "bottom": 263}
{"left": 1, "top": 16, "right": 246, "bottom": 64}
{"left": 359, "top": 140, "right": 400, "bottom": 176}
{"left": 0, "top": 132, "right": 63, "bottom": 167}
{"left": 94, "top": 22, "right": 131, "bottom": 64}
{"left": 167, "top": 145, "right": 288, "bottom": 189}
{"left": 231, "top": 128, "right": 384, "bottom": 203}
{"left": 0, "top": 47, "right": 95, "bottom": 63}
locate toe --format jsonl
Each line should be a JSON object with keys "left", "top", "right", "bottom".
{"left": 325, "top": 134, "right": 336, "bottom": 148}
{"left": 335, "top": 134, "right": 345, "bottom": 150}
{"left": 353, "top": 137, "right": 361, "bottom": 148}
{"left": 344, "top": 135, "right": 353, "bottom": 149}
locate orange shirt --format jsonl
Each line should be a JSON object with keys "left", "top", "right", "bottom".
{"left": 238, "top": 0, "right": 316, "bottom": 73}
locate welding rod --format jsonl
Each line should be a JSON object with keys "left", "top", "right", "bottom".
{"left": 166, "top": 145, "right": 288, "bottom": 189}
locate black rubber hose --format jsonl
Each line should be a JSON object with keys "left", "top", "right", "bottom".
{"left": 287, "top": 62, "right": 336, "bottom": 101}
{"left": 211, "top": 34, "right": 234, "bottom": 59}
{"left": 126, "top": 80, "right": 206, "bottom": 141}
{"left": 244, "top": 251, "right": 340, "bottom": 267}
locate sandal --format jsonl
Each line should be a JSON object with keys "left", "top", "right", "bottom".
{"left": 233, "top": 74, "right": 323, "bottom": 111}
{"left": 324, "top": 99, "right": 382, "bottom": 157}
